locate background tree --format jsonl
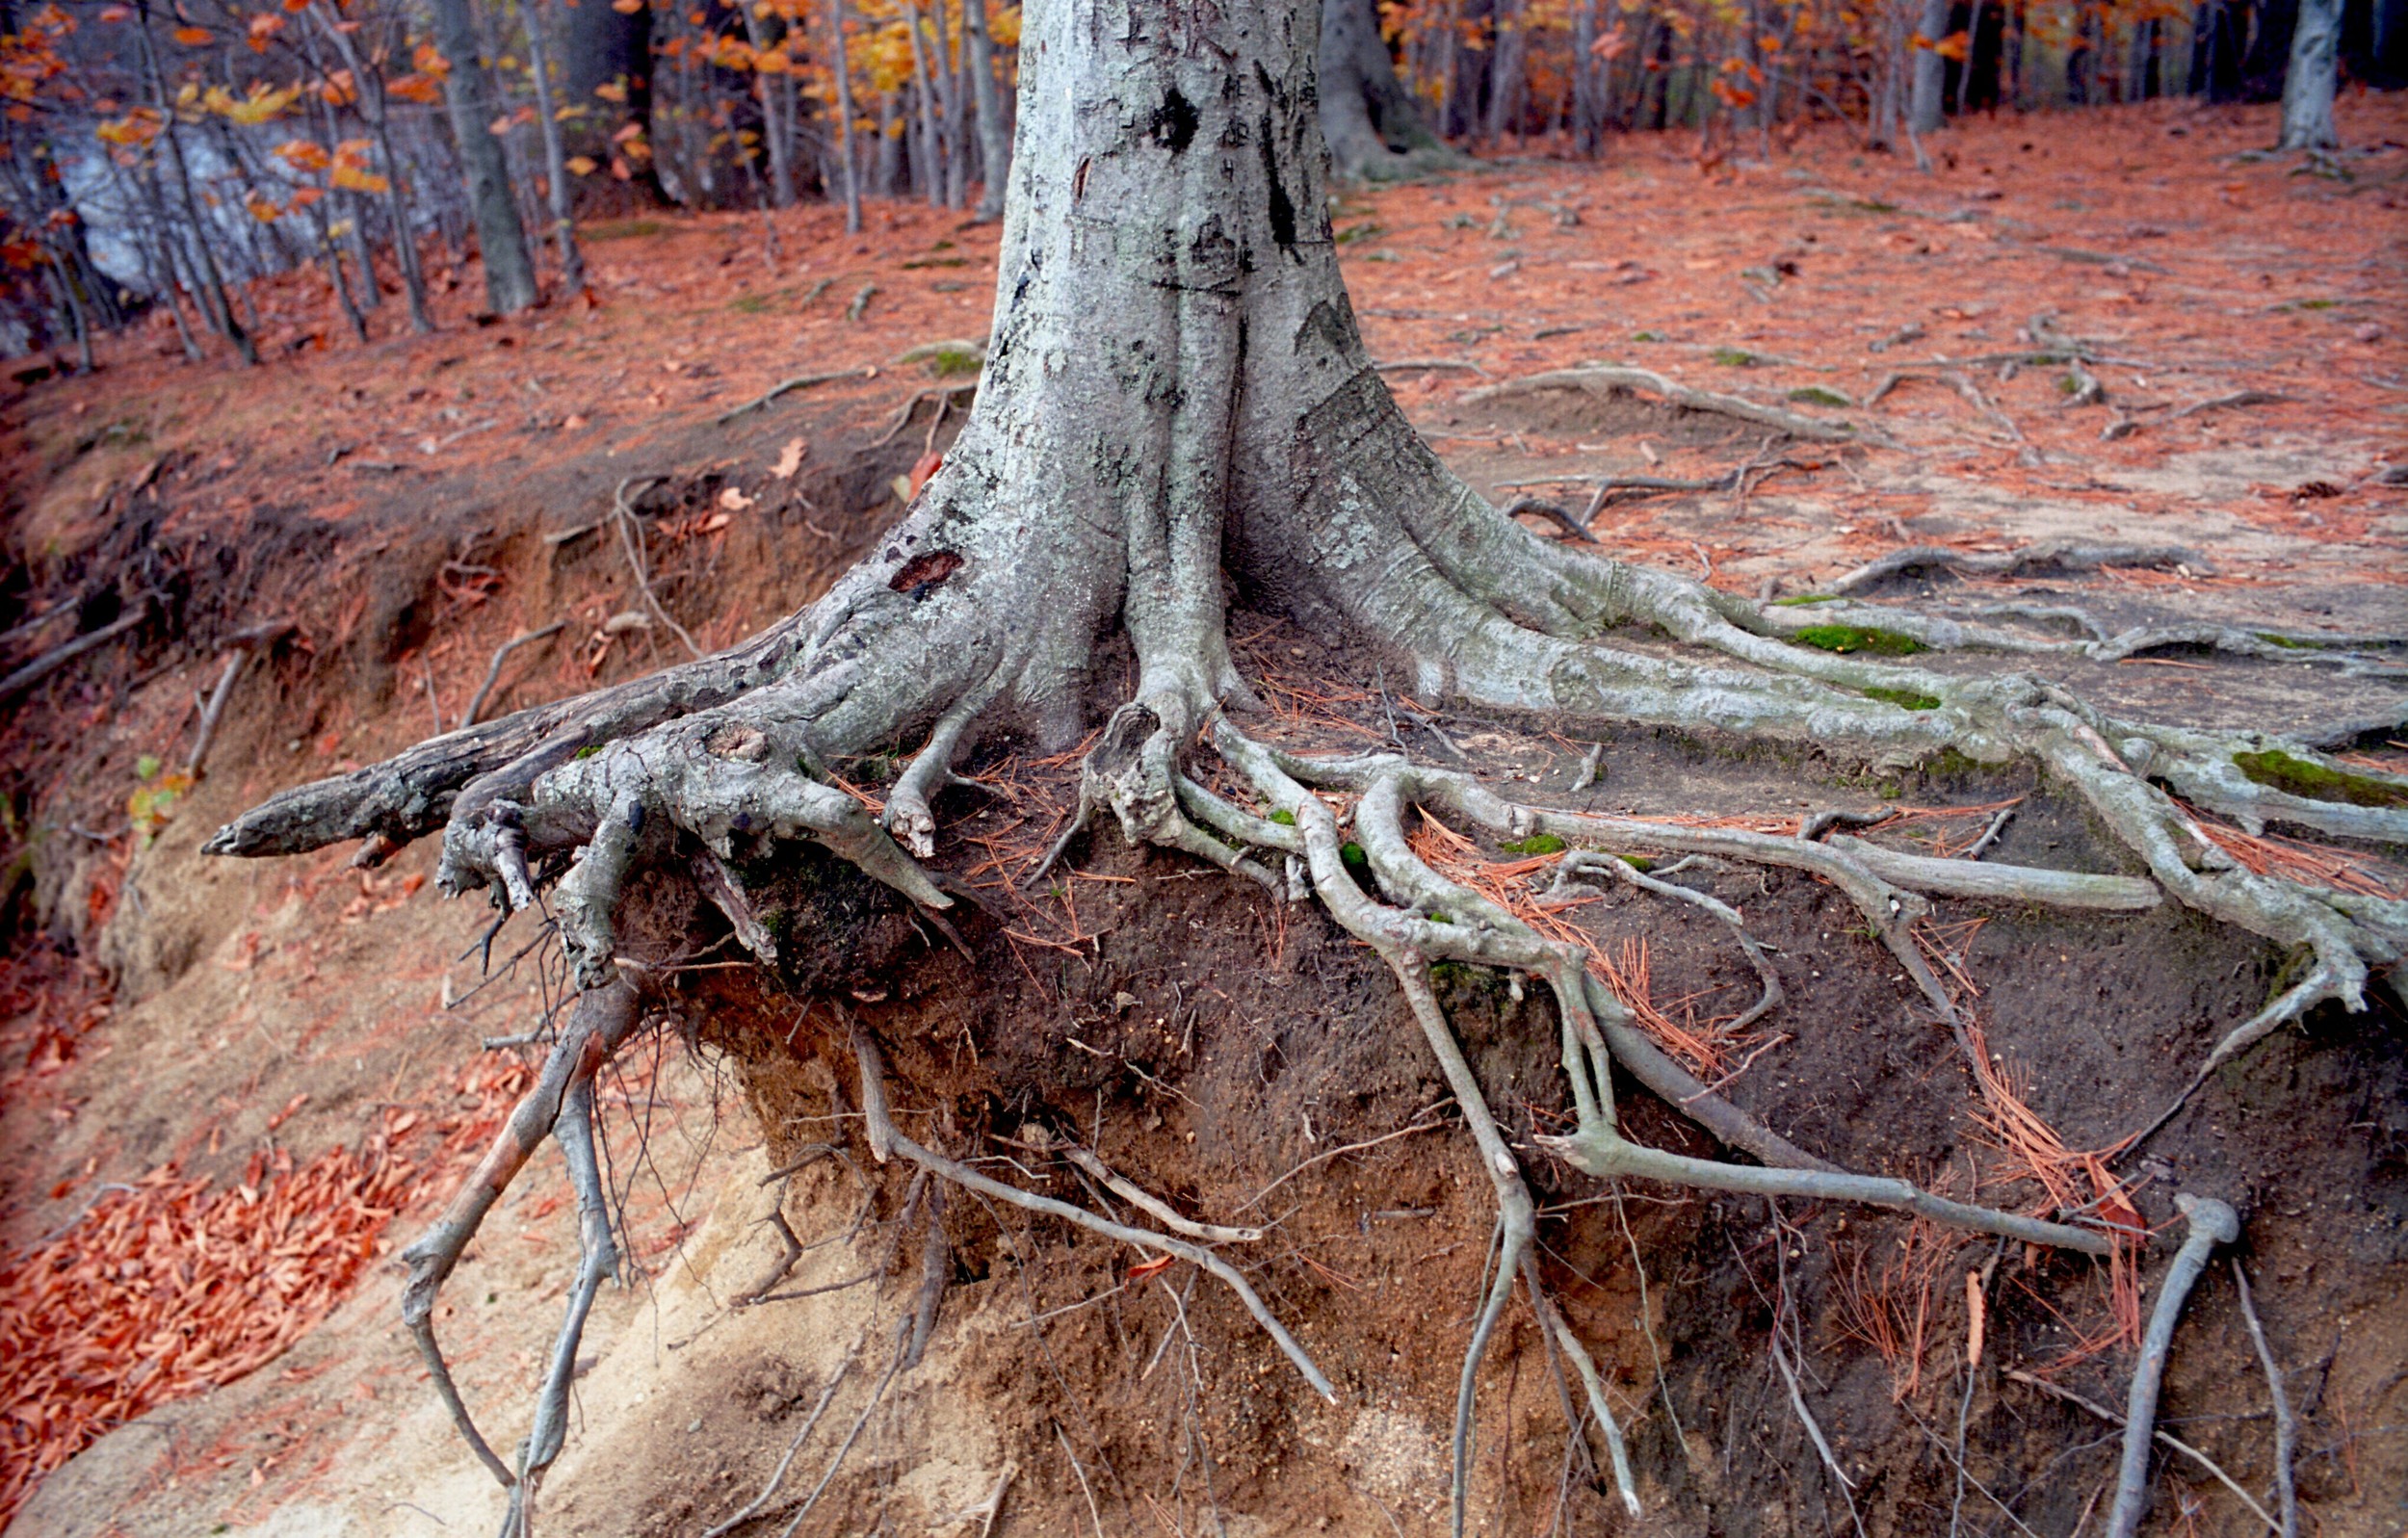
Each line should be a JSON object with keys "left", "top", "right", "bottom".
{"left": 428, "top": 0, "right": 537, "bottom": 310}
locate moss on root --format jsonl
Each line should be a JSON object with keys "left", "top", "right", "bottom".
{"left": 1862, "top": 686, "right": 1942, "bottom": 711}
{"left": 1791, "top": 624, "right": 1925, "bottom": 657}
{"left": 2233, "top": 749, "right": 2408, "bottom": 808}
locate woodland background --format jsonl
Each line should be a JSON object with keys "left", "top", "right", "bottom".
{"left": 3, "top": 0, "right": 2405, "bottom": 362}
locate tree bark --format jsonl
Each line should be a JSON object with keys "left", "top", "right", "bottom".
{"left": 563, "top": 0, "right": 668, "bottom": 205}
{"left": 516, "top": 0, "right": 588, "bottom": 290}
{"left": 828, "top": 0, "right": 862, "bottom": 232}
{"left": 431, "top": 0, "right": 540, "bottom": 312}
{"left": 1909, "top": 0, "right": 1952, "bottom": 134}
{"left": 1319, "top": 0, "right": 1459, "bottom": 180}
{"left": 2278, "top": 0, "right": 2341, "bottom": 146}
{"left": 962, "top": 0, "right": 1011, "bottom": 219}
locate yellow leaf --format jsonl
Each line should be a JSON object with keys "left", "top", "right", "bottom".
{"left": 613, "top": 0, "right": 643, "bottom": 11}
{"left": 331, "top": 164, "right": 388, "bottom": 194}
{"left": 245, "top": 192, "right": 281, "bottom": 222}
{"left": 592, "top": 80, "right": 628, "bottom": 102}
{"left": 564, "top": 153, "right": 597, "bottom": 175}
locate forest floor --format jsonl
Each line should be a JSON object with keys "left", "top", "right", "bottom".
{"left": 0, "top": 97, "right": 2404, "bottom": 1538}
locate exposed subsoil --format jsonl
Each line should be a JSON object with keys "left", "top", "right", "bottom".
{"left": 3, "top": 99, "right": 2405, "bottom": 1537}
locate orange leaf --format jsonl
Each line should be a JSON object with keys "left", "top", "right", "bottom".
{"left": 1126, "top": 1255, "right": 1176, "bottom": 1283}
{"left": 907, "top": 449, "right": 943, "bottom": 496}
{"left": 171, "top": 25, "right": 212, "bottom": 44}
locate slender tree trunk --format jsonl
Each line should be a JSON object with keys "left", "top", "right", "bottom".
{"left": 737, "top": 3, "right": 798, "bottom": 207}
{"left": 828, "top": 0, "right": 862, "bottom": 232}
{"left": 2278, "top": 0, "right": 2341, "bottom": 145}
{"left": 963, "top": 0, "right": 1011, "bottom": 219}
{"left": 430, "top": 0, "right": 540, "bottom": 312}
{"left": 516, "top": 0, "right": 587, "bottom": 292}
{"left": 1487, "top": 0, "right": 1526, "bottom": 143}
{"left": 1909, "top": 0, "right": 1951, "bottom": 133}
{"left": 903, "top": 0, "right": 946, "bottom": 207}
{"left": 135, "top": 6, "right": 256, "bottom": 364}
{"left": 933, "top": 0, "right": 968, "bottom": 207}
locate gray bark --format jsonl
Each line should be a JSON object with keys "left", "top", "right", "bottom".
{"left": 827, "top": 0, "right": 861, "bottom": 232}
{"left": 962, "top": 0, "right": 1010, "bottom": 219}
{"left": 2278, "top": 0, "right": 2342, "bottom": 148}
{"left": 1909, "top": 0, "right": 1951, "bottom": 135}
{"left": 515, "top": 0, "right": 587, "bottom": 290}
{"left": 212, "top": 0, "right": 2407, "bottom": 1031}
{"left": 1319, "top": 0, "right": 1459, "bottom": 180}
{"left": 430, "top": 0, "right": 540, "bottom": 313}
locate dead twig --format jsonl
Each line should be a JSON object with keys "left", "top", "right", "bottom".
{"left": 461, "top": 623, "right": 566, "bottom": 728}
{"left": 0, "top": 602, "right": 150, "bottom": 707}
{"left": 187, "top": 620, "right": 295, "bottom": 777}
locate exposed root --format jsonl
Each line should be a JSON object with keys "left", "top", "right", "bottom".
{"left": 395, "top": 979, "right": 649, "bottom": 1493}
{"left": 2230, "top": 1259, "right": 2301, "bottom": 1538}
{"left": 848, "top": 1019, "right": 1336, "bottom": 1402}
{"left": 1824, "top": 541, "right": 2209, "bottom": 596}
{"left": 1461, "top": 365, "right": 1865, "bottom": 444}
{"left": 2107, "top": 1194, "right": 2241, "bottom": 1538}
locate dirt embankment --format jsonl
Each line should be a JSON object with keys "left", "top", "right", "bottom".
{"left": 3, "top": 100, "right": 2405, "bottom": 1538}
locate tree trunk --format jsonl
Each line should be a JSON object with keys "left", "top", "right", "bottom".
{"left": 2278, "top": 0, "right": 2341, "bottom": 146}
{"left": 431, "top": 0, "right": 539, "bottom": 313}
{"left": 516, "top": 0, "right": 588, "bottom": 292}
{"left": 564, "top": 0, "right": 668, "bottom": 206}
{"left": 1909, "top": 0, "right": 1951, "bottom": 133}
{"left": 962, "top": 0, "right": 1011, "bottom": 219}
{"left": 828, "top": 0, "right": 862, "bottom": 232}
{"left": 1320, "top": 0, "right": 1459, "bottom": 180}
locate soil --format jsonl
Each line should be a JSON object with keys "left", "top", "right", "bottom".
{"left": 4, "top": 99, "right": 2405, "bottom": 1538}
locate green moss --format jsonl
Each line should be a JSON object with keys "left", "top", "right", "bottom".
{"left": 574, "top": 744, "right": 604, "bottom": 759}
{"left": 1788, "top": 386, "right": 1852, "bottom": 407}
{"left": 1617, "top": 854, "right": 1654, "bottom": 873}
{"left": 924, "top": 347, "right": 984, "bottom": 378}
{"left": 582, "top": 219, "right": 669, "bottom": 241}
{"left": 1499, "top": 833, "right": 1567, "bottom": 855}
{"left": 1268, "top": 808, "right": 1296, "bottom": 826}
{"left": 1711, "top": 348, "right": 1758, "bottom": 367}
{"left": 1428, "top": 911, "right": 1453, "bottom": 924}
{"left": 2295, "top": 299, "right": 2339, "bottom": 311}
{"left": 729, "top": 294, "right": 773, "bottom": 314}
{"left": 1768, "top": 593, "right": 1842, "bottom": 607}
{"left": 2232, "top": 749, "right": 2408, "bottom": 808}
{"left": 899, "top": 255, "right": 969, "bottom": 269}
{"left": 1631, "top": 329, "right": 1664, "bottom": 343}
{"left": 1863, "top": 686, "right": 1942, "bottom": 711}
{"left": 2252, "top": 633, "right": 2323, "bottom": 650}
{"left": 1792, "top": 624, "right": 1924, "bottom": 656}
{"left": 1335, "top": 221, "right": 1385, "bottom": 244}
{"left": 1340, "top": 842, "right": 1371, "bottom": 875}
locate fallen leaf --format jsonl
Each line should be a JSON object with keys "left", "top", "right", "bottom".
{"left": 771, "top": 437, "right": 807, "bottom": 478}
{"left": 1127, "top": 1254, "right": 1177, "bottom": 1283}
{"left": 718, "top": 485, "right": 754, "bottom": 512}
